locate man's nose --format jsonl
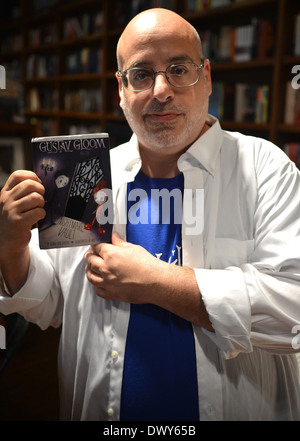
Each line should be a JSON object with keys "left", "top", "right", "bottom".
{"left": 152, "top": 72, "right": 175, "bottom": 102}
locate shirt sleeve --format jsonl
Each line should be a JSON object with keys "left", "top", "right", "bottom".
{"left": 195, "top": 140, "right": 300, "bottom": 359}
{"left": 0, "top": 229, "right": 63, "bottom": 330}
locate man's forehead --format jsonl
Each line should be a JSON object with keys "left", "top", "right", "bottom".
{"left": 127, "top": 54, "right": 195, "bottom": 69}
{"left": 122, "top": 33, "right": 198, "bottom": 67}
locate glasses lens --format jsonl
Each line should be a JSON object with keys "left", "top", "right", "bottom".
{"left": 121, "top": 63, "right": 201, "bottom": 91}
{"left": 126, "top": 68, "right": 154, "bottom": 91}
{"left": 167, "top": 64, "right": 199, "bottom": 87}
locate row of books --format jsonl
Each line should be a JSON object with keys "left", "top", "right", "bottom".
{"left": 26, "top": 87, "right": 103, "bottom": 114}
{"left": 65, "top": 48, "right": 103, "bottom": 75}
{"left": 26, "top": 54, "right": 59, "bottom": 79}
{"left": 63, "top": 12, "right": 104, "bottom": 40}
{"left": 64, "top": 88, "right": 103, "bottom": 113}
{"left": 110, "top": 0, "right": 153, "bottom": 29}
{"left": 26, "top": 88, "right": 59, "bottom": 112}
{"left": 32, "top": 0, "right": 57, "bottom": 13}
{"left": 209, "top": 82, "right": 270, "bottom": 123}
{"left": 284, "top": 82, "right": 300, "bottom": 125}
{"left": 28, "top": 23, "right": 57, "bottom": 47}
{"left": 2, "top": 59, "right": 22, "bottom": 81}
{"left": 26, "top": 51, "right": 103, "bottom": 77}
{"left": 200, "top": 18, "right": 274, "bottom": 62}
{"left": 186, "top": 0, "right": 232, "bottom": 12}
{"left": 1, "top": 60, "right": 24, "bottom": 122}
{"left": 31, "top": 117, "right": 59, "bottom": 137}
{"left": 0, "top": 79, "right": 25, "bottom": 123}
{"left": 284, "top": 143, "right": 300, "bottom": 169}
{"left": 2, "top": 2, "right": 22, "bottom": 20}
{"left": 67, "top": 123, "right": 102, "bottom": 136}
{"left": 1, "top": 33, "right": 23, "bottom": 53}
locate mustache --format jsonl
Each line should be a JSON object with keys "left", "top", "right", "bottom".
{"left": 142, "top": 102, "right": 185, "bottom": 115}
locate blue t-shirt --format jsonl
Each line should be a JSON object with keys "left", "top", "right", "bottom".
{"left": 120, "top": 170, "right": 199, "bottom": 421}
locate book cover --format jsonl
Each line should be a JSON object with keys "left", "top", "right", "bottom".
{"left": 32, "top": 133, "right": 113, "bottom": 249}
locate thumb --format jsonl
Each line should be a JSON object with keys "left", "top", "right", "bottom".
{"left": 112, "top": 232, "right": 126, "bottom": 246}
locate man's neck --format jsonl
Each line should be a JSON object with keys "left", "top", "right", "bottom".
{"left": 140, "top": 150, "right": 181, "bottom": 178}
{"left": 139, "top": 122, "right": 211, "bottom": 178}
{"left": 142, "top": 161, "right": 179, "bottom": 178}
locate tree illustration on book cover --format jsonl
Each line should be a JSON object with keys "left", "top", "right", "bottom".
{"left": 32, "top": 133, "right": 113, "bottom": 249}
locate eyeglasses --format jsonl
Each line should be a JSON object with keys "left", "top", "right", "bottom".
{"left": 116, "top": 61, "right": 204, "bottom": 92}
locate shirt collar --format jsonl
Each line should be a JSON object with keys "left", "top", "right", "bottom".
{"left": 184, "top": 115, "right": 223, "bottom": 176}
{"left": 123, "top": 115, "right": 223, "bottom": 178}
{"left": 124, "top": 134, "right": 141, "bottom": 174}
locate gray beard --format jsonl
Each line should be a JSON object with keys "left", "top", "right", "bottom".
{"left": 121, "top": 99, "right": 206, "bottom": 150}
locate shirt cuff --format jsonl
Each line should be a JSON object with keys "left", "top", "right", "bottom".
{"left": 0, "top": 245, "right": 55, "bottom": 315}
{"left": 194, "top": 266, "right": 252, "bottom": 359}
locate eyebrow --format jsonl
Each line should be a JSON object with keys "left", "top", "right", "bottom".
{"left": 127, "top": 55, "right": 195, "bottom": 70}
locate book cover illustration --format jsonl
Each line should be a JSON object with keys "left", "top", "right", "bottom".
{"left": 32, "top": 133, "right": 112, "bottom": 249}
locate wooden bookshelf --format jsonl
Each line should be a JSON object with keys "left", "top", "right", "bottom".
{"left": 0, "top": 0, "right": 299, "bottom": 156}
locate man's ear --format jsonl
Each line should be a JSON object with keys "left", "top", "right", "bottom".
{"left": 115, "top": 72, "right": 124, "bottom": 109}
{"left": 203, "top": 59, "right": 212, "bottom": 97}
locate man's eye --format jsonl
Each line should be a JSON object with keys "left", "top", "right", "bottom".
{"left": 133, "top": 70, "right": 152, "bottom": 81}
{"left": 171, "top": 65, "right": 188, "bottom": 76}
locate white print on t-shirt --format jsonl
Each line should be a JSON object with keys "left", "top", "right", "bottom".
{"left": 155, "top": 245, "right": 182, "bottom": 266}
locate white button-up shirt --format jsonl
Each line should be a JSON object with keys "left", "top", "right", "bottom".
{"left": 1, "top": 116, "right": 300, "bottom": 420}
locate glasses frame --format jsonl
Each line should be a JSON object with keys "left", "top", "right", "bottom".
{"left": 116, "top": 60, "right": 205, "bottom": 92}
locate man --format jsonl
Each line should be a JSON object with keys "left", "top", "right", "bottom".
{"left": 0, "top": 8, "right": 300, "bottom": 421}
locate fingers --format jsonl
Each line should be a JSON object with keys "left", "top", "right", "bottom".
{"left": 85, "top": 249, "right": 104, "bottom": 282}
{"left": 2, "top": 171, "right": 45, "bottom": 210}
{"left": 111, "top": 232, "right": 126, "bottom": 246}
{"left": 85, "top": 253, "right": 110, "bottom": 300}
{"left": 0, "top": 171, "right": 46, "bottom": 235}
{"left": 93, "top": 232, "right": 126, "bottom": 257}
{"left": 3, "top": 170, "right": 42, "bottom": 192}
{"left": 6, "top": 175, "right": 45, "bottom": 205}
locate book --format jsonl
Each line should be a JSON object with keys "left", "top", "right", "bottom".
{"left": 285, "top": 82, "right": 300, "bottom": 125}
{"left": 209, "top": 82, "right": 269, "bottom": 123}
{"left": 209, "top": 82, "right": 224, "bottom": 119}
{"left": 198, "top": 18, "right": 274, "bottom": 63}
{"left": 65, "top": 47, "right": 103, "bottom": 75}
{"left": 234, "top": 24, "right": 255, "bottom": 62}
{"left": 32, "top": 133, "right": 113, "bottom": 249}
{"left": 284, "top": 143, "right": 300, "bottom": 169}
{"left": 295, "top": 11, "right": 300, "bottom": 56}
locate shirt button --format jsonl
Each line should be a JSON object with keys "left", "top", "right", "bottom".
{"left": 111, "top": 350, "right": 118, "bottom": 360}
{"left": 107, "top": 408, "right": 114, "bottom": 417}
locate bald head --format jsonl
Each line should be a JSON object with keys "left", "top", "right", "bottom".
{"left": 117, "top": 8, "right": 202, "bottom": 71}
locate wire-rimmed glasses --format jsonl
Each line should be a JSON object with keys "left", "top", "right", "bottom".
{"left": 116, "top": 60, "right": 204, "bottom": 92}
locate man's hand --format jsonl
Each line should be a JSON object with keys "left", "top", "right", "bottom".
{"left": 85, "top": 232, "right": 163, "bottom": 304}
{"left": 0, "top": 170, "right": 46, "bottom": 293}
{"left": 85, "top": 232, "right": 213, "bottom": 330}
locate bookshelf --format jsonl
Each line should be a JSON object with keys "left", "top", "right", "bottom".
{"left": 0, "top": 0, "right": 299, "bottom": 162}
